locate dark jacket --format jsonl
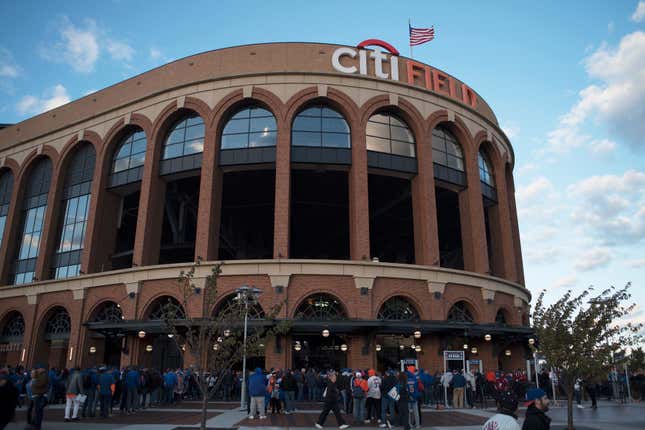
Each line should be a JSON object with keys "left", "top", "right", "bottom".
{"left": 382, "top": 374, "right": 398, "bottom": 395}
{"left": 281, "top": 372, "right": 296, "bottom": 391}
{"left": 248, "top": 369, "right": 266, "bottom": 397}
{"left": 323, "top": 380, "right": 340, "bottom": 403}
{"left": 522, "top": 404, "right": 551, "bottom": 430}
{"left": 99, "top": 372, "right": 115, "bottom": 395}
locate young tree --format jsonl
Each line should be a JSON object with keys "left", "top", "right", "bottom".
{"left": 160, "top": 260, "right": 289, "bottom": 430}
{"left": 531, "top": 283, "right": 642, "bottom": 430}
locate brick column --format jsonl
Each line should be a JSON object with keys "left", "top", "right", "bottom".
{"left": 0, "top": 164, "right": 23, "bottom": 284}
{"left": 458, "top": 152, "right": 489, "bottom": 274}
{"left": 195, "top": 125, "right": 222, "bottom": 261}
{"left": 411, "top": 131, "right": 440, "bottom": 266}
{"left": 349, "top": 123, "right": 370, "bottom": 261}
{"left": 273, "top": 117, "right": 290, "bottom": 258}
{"left": 505, "top": 167, "right": 525, "bottom": 285}
{"left": 490, "top": 159, "right": 518, "bottom": 281}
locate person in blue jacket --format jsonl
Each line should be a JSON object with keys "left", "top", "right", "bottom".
{"left": 125, "top": 366, "right": 140, "bottom": 413}
{"left": 405, "top": 366, "right": 421, "bottom": 428}
{"left": 248, "top": 368, "right": 267, "bottom": 419}
{"left": 98, "top": 367, "right": 115, "bottom": 418}
{"left": 163, "top": 369, "right": 177, "bottom": 404}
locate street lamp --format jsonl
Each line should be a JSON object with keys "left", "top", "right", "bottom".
{"left": 236, "top": 284, "right": 262, "bottom": 411}
{"left": 322, "top": 328, "right": 330, "bottom": 338}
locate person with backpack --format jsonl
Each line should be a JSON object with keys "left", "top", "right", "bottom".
{"left": 381, "top": 369, "right": 398, "bottom": 428}
{"left": 315, "top": 371, "right": 350, "bottom": 429}
{"left": 352, "top": 371, "right": 368, "bottom": 423}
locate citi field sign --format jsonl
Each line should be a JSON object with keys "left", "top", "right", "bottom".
{"left": 331, "top": 39, "right": 478, "bottom": 109}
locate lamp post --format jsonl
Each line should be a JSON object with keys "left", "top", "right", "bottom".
{"left": 237, "top": 284, "right": 262, "bottom": 411}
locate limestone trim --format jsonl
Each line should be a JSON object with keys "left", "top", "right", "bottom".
{"left": 353, "top": 276, "right": 375, "bottom": 290}
{"left": 0, "top": 259, "right": 531, "bottom": 303}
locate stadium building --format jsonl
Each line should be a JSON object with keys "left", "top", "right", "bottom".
{"left": 0, "top": 41, "right": 531, "bottom": 373}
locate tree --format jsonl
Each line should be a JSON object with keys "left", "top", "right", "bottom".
{"left": 160, "top": 259, "right": 289, "bottom": 430}
{"left": 531, "top": 283, "right": 642, "bottom": 430}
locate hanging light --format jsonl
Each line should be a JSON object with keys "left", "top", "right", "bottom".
{"left": 89, "top": 346, "right": 97, "bottom": 354}
{"left": 146, "top": 345, "right": 153, "bottom": 352}
{"left": 294, "top": 343, "right": 302, "bottom": 352}
{"left": 340, "top": 344, "right": 348, "bottom": 352}
{"left": 167, "top": 333, "right": 174, "bottom": 338}
{"left": 138, "top": 330, "right": 146, "bottom": 338}
{"left": 505, "top": 349, "right": 511, "bottom": 356}
{"left": 224, "top": 329, "right": 231, "bottom": 337}
{"left": 399, "top": 344, "right": 405, "bottom": 350}
{"left": 181, "top": 344, "right": 187, "bottom": 351}
{"left": 415, "top": 345, "right": 422, "bottom": 352}
{"left": 471, "top": 347, "right": 478, "bottom": 354}
{"left": 463, "top": 343, "right": 469, "bottom": 350}
{"left": 322, "top": 329, "right": 330, "bottom": 338}
{"left": 484, "top": 334, "right": 492, "bottom": 341}
{"left": 528, "top": 338, "right": 535, "bottom": 345}
{"left": 376, "top": 344, "right": 382, "bottom": 352}
{"left": 413, "top": 330, "right": 421, "bottom": 339}
{"left": 217, "top": 336, "right": 223, "bottom": 343}
{"left": 213, "top": 344, "right": 219, "bottom": 351}
{"left": 410, "top": 344, "right": 416, "bottom": 350}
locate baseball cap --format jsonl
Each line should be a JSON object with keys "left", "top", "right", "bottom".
{"left": 526, "top": 388, "right": 546, "bottom": 402}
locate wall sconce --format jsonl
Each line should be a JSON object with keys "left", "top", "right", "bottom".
{"left": 376, "top": 344, "right": 382, "bottom": 352}
{"left": 413, "top": 330, "right": 421, "bottom": 339}
{"left": 322, "top": 329, "right": 330, "bottom": 338}
{"left": 138, "top": 330, "right": 146, "bottom": 338}
{"left": 505, "top": 349, "right": 512, "bottom": 356}
{"left": 463, "top": 343, "right": 469, "bottom": 350}
{"left": 340, "top": 344, "right": 348, "bottom": 352}
{"left": 484, "top": 334, "right": 492, "bottom": 341}
{"left": 294, "top": 342, "right": 302, "bottom": 352}
{"left": 415, "top": 345, "right": 422, "bottom": 352}
{"left": 89, "top": 346, "right": 97, "bottom": 354}
{"left": 224, "top": 329, "right": 231, "bottom": 337}
{"left": 146, "top": 345, "right": 153, "bottom": 352}
{"left": 471, "top": 347, "right": 478, "bottom": 354}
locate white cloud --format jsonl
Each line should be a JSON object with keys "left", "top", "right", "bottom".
{"left": 501, "top": 123, "right": 520, "bottom": 139}
{"left": 573, "top": 248, "right": 612, "bottom": 271}
{"left": 41, "top": 17, "right": 100, "bottom": 73}
{"left": 525, "top": 246, "right": 560, "bottom": 264}
{"left": 107, "top": 39, "right": 135, "bottom": 62}
{"left": 150, "top": 48, "right": 162, "bottom": 60}
{"left": 0, "top": 47, "right": 20, "bottom": 78}
{"left": 626, "top": 259, "right": 645, "bottom": 268}
{"left": 551, "top": 274, "right": 578, "bottom": 291}
{"left": 516, "top": 177, "right": 554, "bottom": 203}
{"left": 16, "top": 84, "right": 70, "bottom": 115}
{"left": 546, "top": 31, "right": 645, "bottom": 152}
{"left": 632, "top": 1, "right": 645, "bottom": 22}
{"left": 568, "top": 170, "right": 645, "bottom": 245}
{"left": 517, "top": 163, "right": 537, "bottom": 176}
{"left": 589, "top": 138, "right": 617, "bottom": 154}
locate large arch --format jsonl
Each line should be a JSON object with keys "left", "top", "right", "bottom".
{"left": 138, "top": 294, "right": 185, "bottom": 370}
{"left": 292, "top": 292, "right": 348, "bottom": 320}
{"left": 446, "top": 299, "right": 478, "bottom": 323}
{"left": 83, "top": 300, "right": 124, "bottom": 367}
{"left": 376, "top": 295, "right": 421, "bottom": 321}
{"left": 0, "top": 310, "right": 25, "bottom": 365}
{"left": 33, "top": 305, "right": 71, "bottom": 369}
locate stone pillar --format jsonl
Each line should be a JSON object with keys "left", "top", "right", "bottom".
{"left": 273, "top": 118, "right": 290, "bottom": 258}
{"left": 458, "top": 152, "right": 489, "bottom": 274}
{"left": 349, "top": 122, "right": 370, "bottom": 261}
{"left": 195, "top": 125, "right": 222, "bottom": 261}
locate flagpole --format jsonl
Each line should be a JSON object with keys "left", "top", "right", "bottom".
{"left": 408, "top": 19, "right": 413, "bottom": 59}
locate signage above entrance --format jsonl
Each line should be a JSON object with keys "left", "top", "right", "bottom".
{"left": 444, "top": 350, "right": 465, "bottom": 360}
{"left": 331, "top": 39, "right": 478, "bottom": 109}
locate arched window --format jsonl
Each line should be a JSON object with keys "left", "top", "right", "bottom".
{"left": 1, "top": 312, "right": 25, "bottom": 342}
{"left": 0, "top": 170, "right": 13, "bottom": 247}
{"left": 478, "top": 150, "right": 495, "bottom": 187}
{"left": 163, "top": 115, "right": 205, "bottom": 159}
{"left": 92, "top": 301, "right": 124, "bottom": 322}
{"left": 147, "top": 297, "right": 186, "bottom": 320}
{"left": 53, "top": 143, "right": 95, "bottom": 279}
{"left": 44, "top": 307, "right": 71, "bottom": 340}
{"left": 292, "top": 105, "right": 350, "bottom": 148}
{"left": 213, "top": 294, "right": 265, "bottom": 319}
{"left": 447, "top": 301, "right": 474, "bottom": 323}
{"left": 221, "top": 106, "right": 276, "bottom": 149}
{"left": 295, "top": 293, "right": 347, "bottom": 320}
{"left": 366, "top": 113, "right": 415, "bottom": 157}
{"left": 377, "top": 296, "right": 420, "bottom": 321}
{"left": 13, "top": 158, "right": 52, "bottom": 284}
{"left": 495, "top": 309, "right": 508, "bottom": 325}
{"left": 432, "top": 127, "right": 464, "bottom": 171}
{"left": 112, "top": 130, "right": 146, "bottom": 173}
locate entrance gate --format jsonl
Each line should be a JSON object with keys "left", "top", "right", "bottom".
{"left": 443, "top": 350, "right": 466, "bottom": 407}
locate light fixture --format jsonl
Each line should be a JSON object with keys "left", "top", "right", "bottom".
{"left": 116, "top": 303, "right": 121, "bottom": 308}
{"left": 322, "top": 329, "right": 330, "bottom": 338}
{"left": 505, "top": 349, "right": 511, "bottom": 356}
{"left": 463, "top": 343, "right": 469, "bottom": 350}
{"left": 217, "top": 336, "right": 223, "bottom": 343}
{"left": 68, "top": 346, "right": 74, "bottom": 361}
{"left": 399, "top": 344, "right": 405, "bottom": 350}
{"left": 340, "top": 344, "right": 348, "bottom": 352}
{"left": 410, "top": 344, "right": 416, "bottom": 350}
{"left": 89, "top": 346, "right": 97, "bottom": 354}
{"left": 121, "top": 315, "right": 125, "bottom": 320}
{"left": 138, "top": 330, "right": 146, "bottom": 338}
{"left": 484, "top": 334, "right": 492, "bottom": 341}
{"left": 294, "top": 343, "right": 302, "bottom": 352}
{"left": 146, "top": 344, "right": 153, "bottom": 352}
{"left": 413, "top": 330, "right": 421, "bottom": 339}
{"left": 259, "top": 343, "right": 265, "bottom": 348}
{"left": 471, "top": 347, "right": 478, "bottom": 354}
{"left": 181, "top": 344, "right": 186, "bottom": 351}
{"left": 415, "top": 345, "right": 422, "bottom": 352}
{"left": 213, "top": 344, "right": 219, "bottom": 351}
{"left": 21, "top": 349, "right": 26, "bottom": 362}
{"left": 528, "top": 338, "right": 535, "bottom": 345}
{"left": 376, "top": 344, "right": 382, "bottom": 352}
{"left": 167, "top": 333, "right": 174, "bottom": 338}
{"left": 224, "top": 329, "right": 231, "bottom": 337}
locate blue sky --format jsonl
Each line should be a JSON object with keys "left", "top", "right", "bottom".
{"left": 1, "top": 0, "right": 644, "bottom": 326}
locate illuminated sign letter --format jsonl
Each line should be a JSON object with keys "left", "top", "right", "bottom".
{"left": 332, "top": 47, "right": 358, "bottom": 74}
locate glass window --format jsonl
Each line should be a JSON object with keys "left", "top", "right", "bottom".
{"left": 112, "top": 129, "right": 147, "bottom": 173}
{"left": 221, "top": 106, "right": 277, "bottom": 150}
{"left": 432, "top": 127, "right": 464, "bottom": 172}
{"left": 366, "top": 113, "right": 415, "bottom": 157}
{"left": 163, "top": 115, "right": 205, "bottom": 160}
{"left": 292, "top": 105, "right": 350, "bottom": 148}
{"left": 479, "top": 150, "right": 495, "bottom": 187}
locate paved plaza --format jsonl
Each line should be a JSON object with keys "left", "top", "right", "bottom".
{"left": 6, "top": 400, "right": 645, "bottom": 430}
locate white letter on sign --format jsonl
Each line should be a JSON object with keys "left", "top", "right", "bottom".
{"left": 332, "top": 47, "right": 357, "bottom": 74}
{"left": 370, "top": 48, "right": 389, "bottom": 79}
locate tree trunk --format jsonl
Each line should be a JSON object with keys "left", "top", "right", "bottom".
{"left": 567, "top": 391, "right": 574, "bottom": 430}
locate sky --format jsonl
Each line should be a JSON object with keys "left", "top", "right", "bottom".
{"left": 0, "top": 1, "right": 643, "bottom": 328}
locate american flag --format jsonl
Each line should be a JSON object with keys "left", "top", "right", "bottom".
{"left": 409, "top": 25, "right": 435, "bottom": 46}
